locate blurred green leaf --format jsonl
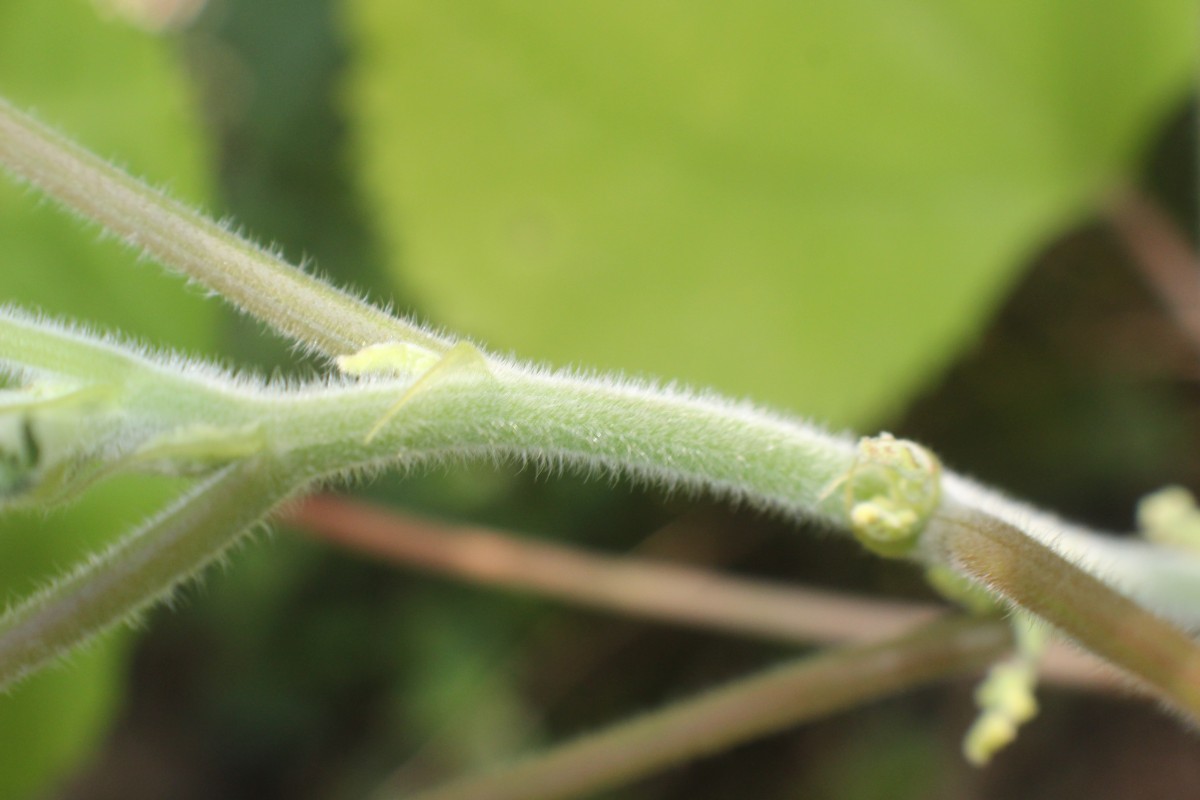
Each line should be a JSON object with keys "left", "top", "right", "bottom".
{"left": 807, "top": 716, "right": 946, "bottom": 800}
{"left": 347, "top": 1, "right": 1193, "bottom": 425}
{"left": 0, "top": 477, "right": 189, "bottom": 799}
{"left": 0, "top": 0, "right": 213, "bottom": 349}
{"left": 0, "top": 3, "right": 213, "bottom": 797}
{"left": 401, "top": 599, "right": 539, "bottom": 771}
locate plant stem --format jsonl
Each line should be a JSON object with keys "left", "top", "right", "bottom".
{"left": 0, "top": 302, "right": 859, "bottom": 528}
{"left": 0, "top": 307, "right": 145, "bottom": 384}
{"left": 934, "top": 507, "right": 1200, "bottom": 721}
{"left": 3, "top": 95, "right": 1200, "bottom": 714}
{"left": 7, "top": 95, "right": 1200, "bottom": 624}
{"left": 287, "top": 494, "right": 942, "bottom": 644}
{"left": 0, "top": 97, "right": 447, "bottom": 358}
{"left": 271, "top": 367, "right": 860, "bottom": 522}
{"left": 1105, "top": 186, "right": 1200, "bottom": 359}
{"left": 939, "top": 472, "right": 1200, "bottom": 629}
{"left": 401, "top": 616, "right": 1010, "bottom": 800}
{"left": 288, "top": 493, "right": 1119, "bottom": 690}
{"left": 0, "top": 460, "right": 289, "bottom": 690}
{"left": 8, "top": 302, "right": 1200, "bottom": 642}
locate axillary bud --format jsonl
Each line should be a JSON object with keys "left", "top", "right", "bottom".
{"left": 828, "top": 433, "right": 942, "bottom": 558}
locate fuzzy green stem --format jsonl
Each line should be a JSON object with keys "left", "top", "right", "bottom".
{"left": 6, "top": 95, "right": 1200, "bottom": 622}
{"left": 934, "top": 508, "right": 1200, "bottom": 721}
{"left": 0, "top": 305, "right": 249, "bottom": 414}
{"left": 0, "top": 307, "right": 144, "bottom": 384}
{"left": 0, "top": 460, "right": 289, "bottom": 690}
{"left": 0, "top": 97, "right": 446, "bottom": 358}
{"left": 7, "top": 305, "right": 1200, "bottom": 634}
{"left": 0, "top": 305, "right": 858, "bottom": 524}
{"left": 270, "top": 366, "right": 860, "bottom": 521}
{"left": 6, "top": 92, "right": 1200, "bottom": 722}
{"left": 402, "top": 616, "right": 1010, "bottom": 800}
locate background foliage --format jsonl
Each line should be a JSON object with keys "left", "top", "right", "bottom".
{"left": 0, "top": 3, "right": 213, "bottom": 796}
{"left": 350, "top": 0, "right": 1191, "bottom": 425}
{"left": 0, "top": 1, "right": 1196, "bottom": 798}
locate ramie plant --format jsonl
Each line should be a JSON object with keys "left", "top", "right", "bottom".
{"left": 3, "top": 96, "right": 1200, "bottom": 796}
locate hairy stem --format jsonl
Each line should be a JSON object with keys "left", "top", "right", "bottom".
{"left": 0, "top": 97, "right": 447, "bottom": 358}
{"left": 0, "top": 460, "right": 289, "bottom": 690}
{"left": 0, "top": 308, "right": 860, "bottom": 528}
{"left": 5, "top": 95, "right": 1200, "bottom": 622}
{"left": 402, "top": 616, "right": 1010, "bottom": 800}
{"left": 934, "top": 508, "right": 1200, "bottom": 720}
{"left": 0, "top": 308, "right": 144, "bottom": 384}
{"left": 939, "top": 473, "right": 1200, "bottom": 629}
{"left": 272, "top": 367, "right": 860, "bottom": 522}
{"left": 3, "top": 96, "right": 1200, "bottom": 714}
{"left": 7, "top": 303, "right": 1200, "bottom": 642}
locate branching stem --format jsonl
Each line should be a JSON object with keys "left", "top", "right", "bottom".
{"left": 287, "top": 494, "right": 945, "bottom": 645}
{"left": 288, "top": 494, "right": 1119, "bottom": 690}
{"left": 0, "top": 98, "right": 447, "bottom": 358}
{"left": 2, "top": 94, "right": 1200, "bottom": 782}
{"left": 0, "top": 460, "right": 289, "bottom": 690}
{"left": 401, "top": 616, "right": 1011, "bottom": 800}
{"left": 935, "top": 508, "right": 1200, "bottom": 718}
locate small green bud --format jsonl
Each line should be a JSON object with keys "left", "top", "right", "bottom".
{"left": 963, "top": 659, "right": 1039, "bottom": 765}
{"left": 962, "top": 615, "right": 1045, "bottom": 765}
{"left": 1137, "top": 485, "right": 1200, "bottom": 553}
{"left": 357, "top": 341, "right": 491, "bottom": 443}
{"left": 963, "top": 712, "right": 1019, "bottom": 766}
{"left": 825, "top": 433, "right": 942, "bottom": 558}
{"left": 336, "top": 341, "right": 442, "bottom": 376}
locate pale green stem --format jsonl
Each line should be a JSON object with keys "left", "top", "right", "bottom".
{"left": 0, "top": 306, "right": 143, "bottom": 384}
{"left": 256, "top": 373, "right": 1200, "bottom": 629}
{"left": 0, "top": 307, "right": 861, "bottom": 693}
{"left": 402, "top": 616, "right": 1010, "bottom": 800}
{"left": 266, "top": 366, "right": 860, "bottom": 522}
{"left": 0, "top": 306, "right": 240, "bottom": 417}
{"left": 2, "top": 317, "right": 1194, "bottom": 713}
{"left": 5, "top": 94, "right": 1200, "bottom": 714}
{"left": 6, "top": 306, "right": 1200, "bottom": 629}
{"left": 0, "top": 459, "right": 289, "bottom": 690}
{"left": 5, "top": 94, "right": 1200, "bottom": 621}
{"left": 0, "top": 307, "right": 861, "bottom": 526}
{"left": 0, "top": 97, "right": 447, "bottom": 357}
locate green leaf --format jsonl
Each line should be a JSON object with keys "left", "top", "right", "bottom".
{"left": 0, "top": 4, "right": 213, "bottom": 797}
{"left": 0, "top": 477, "right": 187, "bottom": 799}
{"left": 346, "top": 1, "right": 1193, "bottom": 426}
{"left": 0, "top": 1, "right": 214, "bottom": 350}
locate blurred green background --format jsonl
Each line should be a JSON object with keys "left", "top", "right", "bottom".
{"left": 0, "top": 0, "right": 1198, "bottom": 797}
